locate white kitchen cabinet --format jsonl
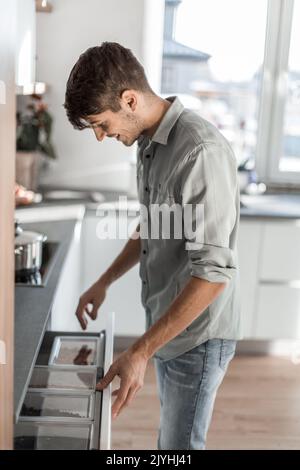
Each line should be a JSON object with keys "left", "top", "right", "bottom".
{"left": 238, "top": 217, "right": 300, "bottom": 341}
{"left": 81, "top": 212, "right": 145, "bottom": 337}
{"left": 255, "top": 285, "right": 300, "bottom": 339}
{"left": 254, "top": 219, "right": 300, "bottom": 340}
{"left": 16, "top": 0, "right": 36, "bottom": 87}
{"left": 50, "top": 220, "right": 82, "bottom": 332}
{"left": 237, "top": 220, "right": 262, "bottom": 338}
{"left": 260, "top": 221, "right": 300, "bottom": 281}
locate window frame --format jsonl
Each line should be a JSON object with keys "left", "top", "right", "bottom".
{"left": 161, "top": 0, "right": 300, "bottom": 184}
{"left": 256, "top": 0, "right": 300, "bottom": 184}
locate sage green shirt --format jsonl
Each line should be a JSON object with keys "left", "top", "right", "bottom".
{"left": 137, "top": 96, "right": 243, "bottom": 361}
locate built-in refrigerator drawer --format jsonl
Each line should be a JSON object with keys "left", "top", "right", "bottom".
{"left": 14, "top": 421, "right": 93, "bottom": 450}
{"left": 28, "top": 366, "right": 97, "bottom": 391}
{"left": 14, "top": 312, "right": 114, "bottom": 450}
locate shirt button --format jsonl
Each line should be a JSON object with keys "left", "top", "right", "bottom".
{"left": 142, "top": 249, "right": 147, "bottom": 254}
{"left": 145, "top": 187, "right": 149, "bottom": 192}
{"left": 146, "top": 154, "right": 150, "bottom": 159}
{"left": 143, "top": 280, "right": 146, "bottom": 285}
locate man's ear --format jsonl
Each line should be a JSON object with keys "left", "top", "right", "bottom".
{"left": 120, "top": 89, "right": 137, "bottom": 112}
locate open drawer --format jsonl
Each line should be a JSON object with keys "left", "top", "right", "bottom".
{"left": 14, "top": 312, "right": 114, "bottom": 450}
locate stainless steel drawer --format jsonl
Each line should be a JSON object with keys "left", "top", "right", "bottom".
{"left": 14, "top": 421, "right": 93, "bottom": 450}
{"left": 29, "top": 366, "right": 97, "bottom": 391}
{"left": 20, "top": 389, "right": 95, "bottom": 421}
{"left": 49, "top": 336, "right": 101, "bottom": 367}
{"left": 15, "top": 312, "right": 114, "bottom": 450}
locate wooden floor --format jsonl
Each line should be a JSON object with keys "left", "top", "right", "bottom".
{"left": 111, "top": 353, "right": 300, "bottom": 450}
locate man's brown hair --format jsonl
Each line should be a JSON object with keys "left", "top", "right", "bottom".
{"left": 64, "top": 42, "right": 153, "bottom": 130}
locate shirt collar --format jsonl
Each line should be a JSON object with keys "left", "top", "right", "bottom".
{"left": 138, "top": 96, "right": 184, "bottom": 148}
{"left": 151, "top": 96, "right": 184, "bottom": 145}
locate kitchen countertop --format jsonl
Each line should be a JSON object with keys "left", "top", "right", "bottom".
{"left": 240, "top": 193, "right": 300, "bottom": 219}
{"left": 15, "top": 189, "right": 300, "bottom": 219}
{"left": 14, "top": 217, "right": 83, "bottom": 420}
{"left": 15, "top": 189, "right": 131, "bottom": 214}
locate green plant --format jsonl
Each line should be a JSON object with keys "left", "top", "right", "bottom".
{"left": 16, "top": 94, "right": 57, "bottom": 159}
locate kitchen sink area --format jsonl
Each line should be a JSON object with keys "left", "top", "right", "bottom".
{"left": 240, "top": 193, "right": 300, "bottom": 217}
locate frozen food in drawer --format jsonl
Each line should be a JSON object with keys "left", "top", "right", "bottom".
{"left": 49, "top": 336, "right": 99, "bottom": 366}
{"left": 20, "top": 390, "right": 94, "bottom": 420}
{"left": 14, "top": 421, "right": 92, "bottom": 450}
{"left": 29, "top": 366, "right": 97, "bottom": 391}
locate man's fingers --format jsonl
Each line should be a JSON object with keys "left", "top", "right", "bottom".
{"left": 75, "top": 299, "right": 97, "bottom": 330}
{"left": 96, "top": 365, "right": 117, "bottom": 390}
{"left": 90, "top": 304, "right": 99, "bottom": 320}
{"left": 111, "top": 386, "right": 130, "bottom": 419}
{"left": 111, "top": 386, "right": 140, "bottom": 419}
{"left": 84, "top": 303, "right": 99, "bottom": 321}
{"left": 124, "top": 386, "right": 139, "bottom": 408}
{"left": 112, "top": 387, "right": 139, "bottom": 418}
{"left": 84, "top": 304, "right": 93, "bottom": 319}
{"left": 75, "top": 302, "right": 87, "bottom": 330}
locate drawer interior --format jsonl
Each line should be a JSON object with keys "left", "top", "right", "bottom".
{"left": 20, "top": 390, "right": 94, "bottom": 420}
{"left": 29, "top": 366, "right": 97, "bottom": 391}
{"left": 35, "top": 331, "right": 105, "bottom": 369}
{"left": 14, "top": 330, "right": 106, "bottom": 449}
{"left": 14, "top": 421, "right": 93, "bottom": 450}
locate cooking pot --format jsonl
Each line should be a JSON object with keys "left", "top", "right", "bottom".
{"left": 15, "top": 220, "right": 47, "bottom": 272}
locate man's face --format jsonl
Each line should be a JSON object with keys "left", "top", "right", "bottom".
{"left": 85, "top": 105, "right": 143, "bottom": 147}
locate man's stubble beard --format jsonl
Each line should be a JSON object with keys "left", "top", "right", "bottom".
{"left": 123, "top": 112, "right": 145, "bottom": 146}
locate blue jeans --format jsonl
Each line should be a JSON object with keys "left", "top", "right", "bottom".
{"left": 154, "top": 338, "right": 237, "bottom": 450}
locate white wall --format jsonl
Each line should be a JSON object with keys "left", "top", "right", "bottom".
{"left": 36, "top": 0, "right": 164, "bottom": 191}
{"left": 16, "top": 0, "right": 36, "bottom": 87}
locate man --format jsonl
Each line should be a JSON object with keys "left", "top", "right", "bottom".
{"left": 64, "top": 42, "right": 242, "bottom": 450}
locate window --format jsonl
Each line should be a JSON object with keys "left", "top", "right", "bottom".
{"left": 161, "top": 0, "right": 268, "bottom": 165}
{"left": 278, "top": 0, "right": 300, "bottom": 174}
{"left": 256, "top": 0, "right": 300, "bottom": 183}
{"left": 162, "top": 0, "right": 300, "bottom": 184}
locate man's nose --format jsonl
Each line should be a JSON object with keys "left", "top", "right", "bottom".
{"left": 93, "top": 127, "right": 106, "bottom": 142}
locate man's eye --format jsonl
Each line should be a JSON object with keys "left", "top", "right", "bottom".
{"left": 95, "top": 123, "right": 108, "bottom": 131}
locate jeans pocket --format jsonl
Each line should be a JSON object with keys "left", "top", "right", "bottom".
{"left": 219, "top": 339, "right": 236, "bottom": 372}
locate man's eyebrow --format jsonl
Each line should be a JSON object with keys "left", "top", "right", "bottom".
{"left": 90, "top": 120, "right": 108, "bottom": 127}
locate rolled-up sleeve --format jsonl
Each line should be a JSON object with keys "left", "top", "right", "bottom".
{"left": 179, "top": 142, "right": 239, "bottom": 283}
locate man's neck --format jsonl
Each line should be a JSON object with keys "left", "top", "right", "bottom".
{"left": 142, "top": 97, "right": 172, "bottom": 139}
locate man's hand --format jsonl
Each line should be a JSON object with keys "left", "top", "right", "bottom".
{"left": 75, "top": 278, "right": 107, "bottom": 330}
{"left": 96, "top": 348, "right": 148, "bottom": 419}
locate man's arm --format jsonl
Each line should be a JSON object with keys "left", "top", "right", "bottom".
{"left": 75, "top": 224, "right": 140, "bottom": 329}
{"left": 97, "top": 277, "right": 226, "bottom": 419}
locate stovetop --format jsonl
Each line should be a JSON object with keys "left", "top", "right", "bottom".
{"left": 15, "top": 242, "right": 60, "bottom": 287}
